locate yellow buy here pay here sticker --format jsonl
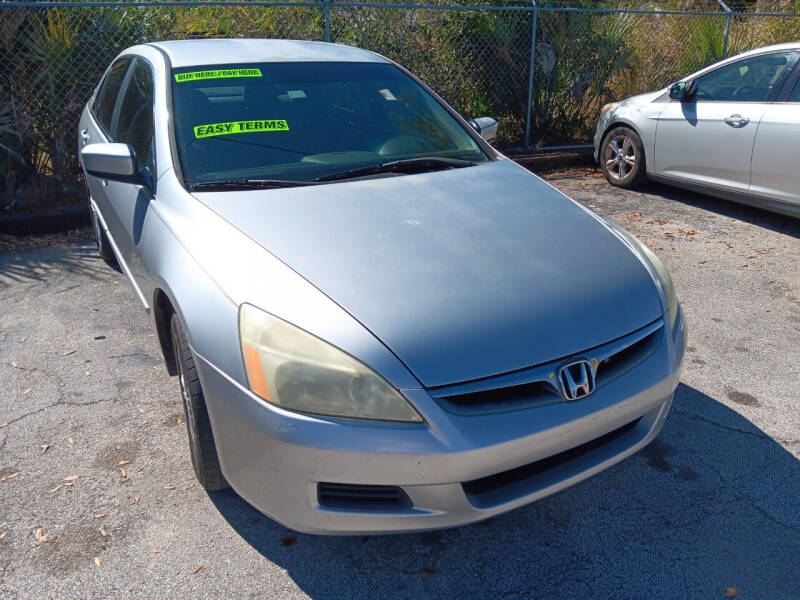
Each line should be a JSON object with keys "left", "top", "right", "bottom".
{"left": 175, "top": 68, "right": 262, "bottom": 82}
{"left": 194, "top": 119, "right": 290, "bottom": 139}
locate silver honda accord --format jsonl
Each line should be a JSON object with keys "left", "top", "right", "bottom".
{"left": 594, "top": 42, "right": 800, "bottom": 218}
{"left": 79, "top": 39, "right": 686, "bottom": 534}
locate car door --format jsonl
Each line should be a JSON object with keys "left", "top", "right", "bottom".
{"left": 82, "top": 57, "right": 133, "bottom": 228}
{"left": 654, "top": 51, "right": 796, "bottom": 193}
{"left": 749, "top": 62, "right": 800, "bottom": 205}
{"left": 103, "top": 58, "right": 157, "bottom": 290}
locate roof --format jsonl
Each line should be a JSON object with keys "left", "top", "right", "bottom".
{"left": 146, "top": 39, "right": 389, "bottom": 68}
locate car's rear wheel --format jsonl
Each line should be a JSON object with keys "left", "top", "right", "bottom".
{"left": 600, "top": 126, "right": 646, "bottom": 188}
{"left": 88, "top": 199, "right": 119, "bottom": 269}
{"left": 169, "top": 313, "right": 229, "bottom": 491}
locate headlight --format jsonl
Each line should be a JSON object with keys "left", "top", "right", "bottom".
{"left": 600, "top": 217, "right": 678, "bottom": 327}
{"left": 239, "top": 303, "right": 422, "bottom": 422}
{"left": 601, "top": 102, "right": 619, "bottom": 115}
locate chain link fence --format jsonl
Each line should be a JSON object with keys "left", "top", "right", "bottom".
{"left": 1, "top": 0, "right": 799, "bottom": 206}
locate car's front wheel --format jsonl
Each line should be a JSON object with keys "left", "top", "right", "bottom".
{"left": 169, "top": 313, "right": 229, "bottom": 491}
{"left": 600, "top": 126, "right": 646, "bottom": 188}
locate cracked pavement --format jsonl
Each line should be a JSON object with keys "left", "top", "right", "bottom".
{"left": 1, "top": 172, "right": 799, "bottom": 599}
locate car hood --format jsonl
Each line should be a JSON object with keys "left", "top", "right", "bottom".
{"left": 193, "top": 159, "right": 663, "bottom": 387}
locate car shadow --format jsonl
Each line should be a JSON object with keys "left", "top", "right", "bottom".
{"left": 208, "top": 383, "right": 800, "bottom": 599}
{"left": 639, "top": 180, "right": 800, "bottom": 239}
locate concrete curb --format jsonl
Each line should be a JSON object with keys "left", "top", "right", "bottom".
{"left": 0, "top": 204, "right": 90, "bottom": 236}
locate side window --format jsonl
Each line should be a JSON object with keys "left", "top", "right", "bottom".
{"left": 115, "top": 60, "right": 155, "bottom": 173}
{"left": 790, "top": 78, "right": 800, "bottom": 102}
{"left": 93, "top": 58, "right": 132, "bottom": 133}
{"left": 692, "top": 52, "right": 795, "bottom": 102}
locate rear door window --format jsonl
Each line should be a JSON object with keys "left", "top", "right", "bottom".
{"left": 93, "top": 57, "right": 133, "bottom": 134}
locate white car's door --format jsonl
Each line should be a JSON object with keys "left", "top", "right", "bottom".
{"left": 749, "top": 73, "right": 800, "bottom": 205}
{"left": 654, "top": 51, "right": 796, "bottom": 193}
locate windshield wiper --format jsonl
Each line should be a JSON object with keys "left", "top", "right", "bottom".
{"left": 315, "top": 156, "right": 480, "bottom": 183}
{"left": 188, "top": 178, "right": 314, "bottom": 191}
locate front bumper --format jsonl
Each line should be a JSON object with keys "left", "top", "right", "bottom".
{"left": 196, "top": 308, "right": 686, "bottom": 535}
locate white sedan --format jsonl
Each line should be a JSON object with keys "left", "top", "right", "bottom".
{"left": 594, "top": 42, "right": 800, "bottom": 218}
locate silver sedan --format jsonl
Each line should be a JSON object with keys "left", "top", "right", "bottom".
{"left": 79, "top": 39, "right": 685, "bottom": 534}
{"left": 594, "top": 42, "right": 800, "bottom": 218}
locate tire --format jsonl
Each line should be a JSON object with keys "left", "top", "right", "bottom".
{"left": 600, "top": 126, "right": 647, "bottom": 189}
{"left": 169, "top": 313, "right": 229, "bottom": 491}
{"left": 88, "top": 200, "right": 119, "bottom": 269}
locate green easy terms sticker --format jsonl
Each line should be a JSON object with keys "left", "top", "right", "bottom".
{"left": 194, "top": 119, "right": 290, "bottom": 139}
{"left": 175, "top": 68, "right": 262, "bottom": 82}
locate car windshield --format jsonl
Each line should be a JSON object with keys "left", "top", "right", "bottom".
{"left": 171, "top": 62, "right": 488, "bottom": 187}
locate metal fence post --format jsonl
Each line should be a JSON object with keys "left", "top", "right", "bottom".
{"left": 717, "top": 0, "right": 732, "bottom": 58}
{"left": 324, "top": 0, "right": 331, "bottom": 42}
{"left": 523, "top": 1, "right": 537, "bottom": 150}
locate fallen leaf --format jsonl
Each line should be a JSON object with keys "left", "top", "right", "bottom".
{"left": 50, "top": 484, "right": 64, "bottom": 493}
{"left": 85, "top": 371, "right": 91, "bottom": 376}
{"left": 68, "top": 437, "right": 74, "bottom": 445}
{"left": 40, "top": 443, "right": 52, "bottom": 454}
{"left": 23, "top": 388, "right": 31, "bottom": 395}
{"left": 11, "top": 362, "right": 18, "bottom": 368}
{"left": 94, "top": 556, "right": 102, "bottom": 567}
{"left": 64, "top": 475, "right": 79, "bottom": 481}
{"left": 34, "top": 528, "right": 50, "bottom": 545}
{"left": 193, "top": 564, "right": 204, "bottom": 574}
{"left": 0, "top": 531, "right": 7, "bottom": 541}
{"left": 93, "top": 513, "right": 106, "bottom": 519}
{"left": 118, "top": 460, "right": 130, "bottom": 466}
{"left": 725, "top": 587, "right": 739, "bottom": 598}
{"left": 131, "top": 494, "right": 140, "bottom": 505}
{"left": 2, "top": 471, "right": 20, "bottom": 481}
{"left": 100, "top": 528, "right": 109, "bottom": 537}
{"left": 18, "top": 337, "right": 26, "bottom": 343}
{"left": 62, "top": 349, "right": 76, "bottom": 356}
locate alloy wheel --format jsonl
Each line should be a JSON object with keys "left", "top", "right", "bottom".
{"left": 604, "top": 134, "right": 637, "bottom": 181}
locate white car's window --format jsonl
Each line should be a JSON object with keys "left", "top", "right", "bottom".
{"left": 93, "top": 58, "right": 132, "bottom": 134}
{"left": 170, "top": 62, "right": 487, "bottom": 186}
{"left": 115, "top": 60, "right": 155, "bottom": 174}
{"left": 692, "top": 52, "right": 795, "bottom": 102}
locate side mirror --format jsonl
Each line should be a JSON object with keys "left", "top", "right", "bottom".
{"left": 81, "top": 143, "right": 152, "bottom": 193}
{"left": 669, "top": 82, "right": 689, "bottom": 101}
{"left": 469, "top": 116, "right": 499, "bottom": 143}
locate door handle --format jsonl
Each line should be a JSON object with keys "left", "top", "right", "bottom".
{"left": 724, "top": 114, "right": 750, "bottom": 127}
{"left": 80, "top": 129, "right": 90, "bottom": 144}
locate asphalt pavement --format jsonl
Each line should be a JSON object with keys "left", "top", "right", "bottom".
{"left": 1, "top": 171, "right": 798, "bottom": 599}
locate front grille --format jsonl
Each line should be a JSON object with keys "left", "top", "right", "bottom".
{"left": 317, "top": 483, "right": 412, "bottom": 510}
{"left": 430, "top": 320, "right": 663, "bottom": 415}
{"left": 463, "top": 418, "right": 642, "bottom": 508}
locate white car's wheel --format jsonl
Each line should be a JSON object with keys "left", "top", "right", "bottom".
{"left": 601, "top": 127, "right": 646, "bottom": 188}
